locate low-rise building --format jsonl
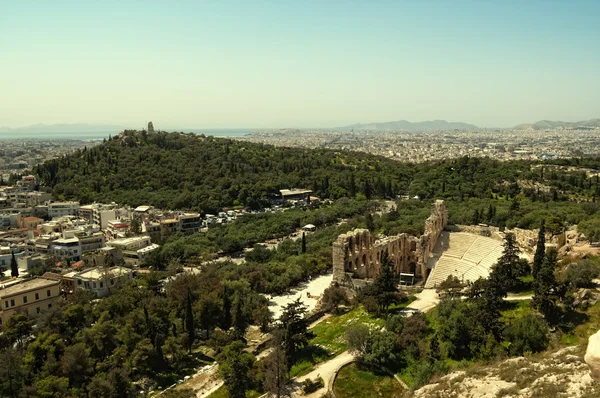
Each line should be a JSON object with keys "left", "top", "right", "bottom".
{"left": 142, "top": 221, "right": 161, "bottom": 243}
{"left": 107, "top": 236, "right": 158, "bottom": 264}
{"left": 180, "top": 213, "right": 202, "bottom": 234}
{"left": 22, "top": 216, "right": 44, "bottom": 230}
{"left": 51, "top": 237, "right": 81, "bottom": 261}
{"left": 106, "top": 220, "right": 129, "bottom": 239}
{"left": 48, "top": 201, "right": 80, "bottom": 219}
{"left": 74, "top": 266, "right": 133, "bottom": 298}
{"left": 160, "top": 218, "right": 181, "bottom": 235}
{"left": 77, "top": 231, "right": 105, "bottom": 253}
{"left": 0, "top": 277, "right": 62, "bottom": 325}
{"left": 278, "top": 188, "right": 313, "bottom": 202}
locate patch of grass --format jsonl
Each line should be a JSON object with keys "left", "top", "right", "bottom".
{"left": 500, "top": 299, "right": 533, "bottom": 322}
{"left": 333, "top": 363, "right": 403, "bottom": 398}
{"left": 290, "top": 306, "right": 385, "bottom": 377}
{"left": 310, "top": 306, "right": 385, "bottom": 355}
{"left": 387, "top": 295, "right": 418, "bottom": 314}
{"left": 507, "top": 275, "right": 534, "bottom": 296}
{"left": 561, "top": 300, "right": 600, "bottom": 344}
{"left": 206, "top": 386, "right": 261, "bottom": 398}
{"left": 560, "top": 333, "right": 579, "bottom": 345}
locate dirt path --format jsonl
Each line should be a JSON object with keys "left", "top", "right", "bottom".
{"left": 294, "top": 351, "right": 355, "bottom": 398}
{"left": 506, "top": 294, "right": 533, "bottom": 301}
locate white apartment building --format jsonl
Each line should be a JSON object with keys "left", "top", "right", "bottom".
{"left": 51, "top": 237, "right": 81, "bottom": 261}
{"left": 74, "top": 266, "right": 133, "bottom": 298}
{"left": 48, "top": 201, "right": 80, "bottom": 219}
{"left": 107, "top": 236, "right": 159, "bottom": 263}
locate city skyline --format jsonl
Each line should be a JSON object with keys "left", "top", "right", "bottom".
{"left": 2, "top": 0, "right": 599, "bottom": 129}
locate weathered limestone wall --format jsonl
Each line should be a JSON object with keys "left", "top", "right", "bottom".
{"left": 333, "top": 200, "right": 447, "bottom": 284}
{"left": 454, "top": 224, "right": 548, "bottom": 252}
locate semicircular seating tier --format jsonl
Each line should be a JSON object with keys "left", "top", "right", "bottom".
{"left": 424, "top": 232, "right": 504, "bottom": 289}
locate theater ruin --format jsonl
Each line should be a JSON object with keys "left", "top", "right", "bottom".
{"left": 332, "top": 200, "right": 447, "bottom": 285}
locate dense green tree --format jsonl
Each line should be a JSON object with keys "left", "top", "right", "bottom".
{"left": 503, "top": 313, "right": 549, "bottom": 356}
{"left": 217, "top": 341, "right": 255, "bottom": 398}
{"left": 3, "top": 313, "right": 33, "bottom": 348}
{"left": 321, "top": 283, "right": 349, "bottom": 314}
{"left": 492, "top": 233, "right": 525, "bottom": 292}
{"left": 0, "top": 347, "right": 23, "bottom": 398}
{"left": 579, "top": 216, "right": 600, "bottom": 243}
{"left": 564, "top": 259, "right": 600, "bottom": 288}
{"left": 196, "top": 294, "right": 221, "bottom": 338}
{"left": 263, "top": 333, "right": 289, "bottom": 398}
{"left": 533, "top": 249, "right": 563, "bottom": 319}
{"left": 278, "top": 298, "right": 315, "bottom": 367}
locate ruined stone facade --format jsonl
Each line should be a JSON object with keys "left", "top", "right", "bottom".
{"left": 332, "top": 200, "right": 447, "bottom": 284}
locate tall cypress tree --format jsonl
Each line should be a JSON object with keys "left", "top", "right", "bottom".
{"left": 533, "top": 220, "right": 546, "bottom": 279}
{"left": 185, "top": 291, "right": 195, "bottom": 353}
{"left": 301, "top": 232, "right": 306, "bottom": 254}
{"left": 10, "top": 251, "right": 19, "bottom": 278}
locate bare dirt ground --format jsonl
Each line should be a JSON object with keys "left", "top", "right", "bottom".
{"left": 267, "top": 273, "right": 333, "bottom": 320}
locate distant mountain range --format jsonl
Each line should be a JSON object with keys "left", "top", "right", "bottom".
{"left": 0, "top": 123, "right": 124, "bottom": 134}
{"left": 336, "top": 119, "right": 479, "bottom": 131}
{"left": 513, "top": 119, "right": 600, "bottom": 130}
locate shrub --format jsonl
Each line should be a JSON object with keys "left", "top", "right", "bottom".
{"left": 302, "top": 377, "right": 324, "bottom": 393}
{"left": 564, "top": 260, "right": 600, "bottom": 288}
{"left": 503, "top": 313, "right": 549, "bottom": 356}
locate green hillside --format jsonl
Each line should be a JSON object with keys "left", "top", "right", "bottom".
{"left": 35, "top": 130, "right": 548, "bottom": 213}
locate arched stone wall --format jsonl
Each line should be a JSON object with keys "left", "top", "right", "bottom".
{"left": 333, "top": 200, "right": 447, "bottom": 284}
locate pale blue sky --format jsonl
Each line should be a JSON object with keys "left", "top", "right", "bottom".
{"left": 1, "top": 0, "right": 599, "bottom": 129}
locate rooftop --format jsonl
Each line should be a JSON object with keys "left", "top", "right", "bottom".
{"left": 0, "top": 277, "right": 59, "bottom": 297}
{"left": 23, "top": 216, "right": 43, "bottom": 222}
{"left": 279, "top": 188, "right": 312, "bottom": 197}
{"left": 76, "top": 266, "right": 131, "bottom": 280}
{"left": 108, "top": 236, "right": 151, "bottom": 246}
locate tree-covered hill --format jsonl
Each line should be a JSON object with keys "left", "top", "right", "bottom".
{"left": 34, "top": 130, "right": 600, "bottom": 214}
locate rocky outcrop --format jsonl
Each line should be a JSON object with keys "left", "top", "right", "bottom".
{"left": 585, "top": 330, "right": 600, "bottom": 381}
{"left": 415, "top": 347, "right": 599, "bottom": 397}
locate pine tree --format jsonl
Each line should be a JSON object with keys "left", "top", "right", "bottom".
{"left": 264, "top": 332, "right": 289, "bottom": 398}
{"left": 533, "top": 249, "right": 562, "bottom": 320}
{"left": 492, "top": 233, "right": 521, "bottom": 292}
{"left": 532, "top": 220, "right": 546, "bottom": 279}
{"left": 372, "top": 251, "right": 400, "bottom": 313}
{"left": 10, "top": 251, "right": 19, "bottom": 278}
{"left": 278, "top": 298, "right": 314, "bottom": 367}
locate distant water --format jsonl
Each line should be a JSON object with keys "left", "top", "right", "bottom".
{"left": 0, "top": 131, "right": 115, "bottom": 140}
{"left": 186, "top": 128, "right": 255, "bottom": 137}
{"left": 0, "top": 129, "right": 256, "bottom": 140}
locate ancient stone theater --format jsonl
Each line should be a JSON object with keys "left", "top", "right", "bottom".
{"left": 332, "top": 200, "right": 447, "bottom": 285}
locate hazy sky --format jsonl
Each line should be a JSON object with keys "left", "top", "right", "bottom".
{"left": 1, "top": 0, "right": 599, "bottom": 129}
